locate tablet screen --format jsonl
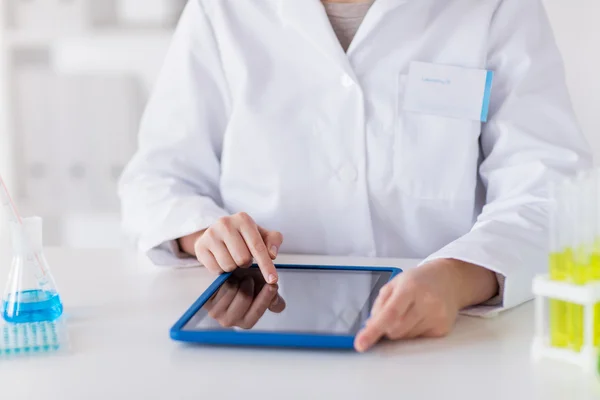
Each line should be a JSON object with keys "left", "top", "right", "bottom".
{"left": 182, "top": 267, "right": 392, "bottom": 335}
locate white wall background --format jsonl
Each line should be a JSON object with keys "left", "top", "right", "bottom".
{"left": 0, "top": 0, "right": 599, "bottom": 250}
{"left": 544, "top": 0, "right": 600, "bottom": 160}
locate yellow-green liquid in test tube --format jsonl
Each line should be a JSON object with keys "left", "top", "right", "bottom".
{"left": 568, "top": 247, "right": 589, "bottom": 352}
{"left": 592, "top": 249, "right": 600, "bottom": 345}
{"left": 549, "top": 250, "right": 569, "bottom": 348}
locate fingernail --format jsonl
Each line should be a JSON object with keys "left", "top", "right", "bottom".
{"left": 270, "top": 246, "right": 278, "bottom": 258}
{"left": 355, "top": 340, "right": 365, "bottom": 352}
{"left": 269, "top": 286, "right": 276, "bottom": 293}
{"left": 268, "top": 274, "right": 277, "bottom": 284}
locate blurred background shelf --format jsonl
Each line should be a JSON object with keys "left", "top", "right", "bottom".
{"left": 50, "top": 30, "right": 173, "bottom": 90}
{"left": 0, "top": 0, "right": 185, "bottom": 249}
{"left": 5, "top": 28, "right": 170, "bottom": 47}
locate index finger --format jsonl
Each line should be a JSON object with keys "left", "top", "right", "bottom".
{"left": 355, "top": 285, "right": 413, "bottom": 352}
{"left": 239, "top": 223, "right": 278, "bottom": 284}
{"left": 354, "top": 310, "right": 390, "bottom": 353}
{"left": 371, "top": 284, "right": 393, "bottom": 316}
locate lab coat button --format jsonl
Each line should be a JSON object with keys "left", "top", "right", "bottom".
{"left": 338, "top": 165, "right": 358, "bottom": 182}
{"left": 341, "top": 74, "right": 354, "bottom": 88}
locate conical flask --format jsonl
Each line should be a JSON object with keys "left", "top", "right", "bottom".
{"left": 2, "top": 216, "right": 63, "bottom": 323}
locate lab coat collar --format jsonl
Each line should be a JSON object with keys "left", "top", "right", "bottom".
{"left": 279, "top": 0, "right": 351, "bottom": 70}
{"left": 348, "top": 0, "right": 408, "bottom": 53}
{"left": 279, "top": 0, "right": 407, "bottom": 68}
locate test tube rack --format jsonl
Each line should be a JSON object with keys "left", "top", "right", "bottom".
{"left": 531, "top": 276, "right": 600, "bottom": 374}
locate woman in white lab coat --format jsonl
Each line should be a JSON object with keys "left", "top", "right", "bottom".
{"left": 118, "top": 0, "right": 591, "bottom": 351}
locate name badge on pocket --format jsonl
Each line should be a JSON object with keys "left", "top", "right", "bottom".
{"left": 403, "top": 61, "right": 494, "bottom": 122}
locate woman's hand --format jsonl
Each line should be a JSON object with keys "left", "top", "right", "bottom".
{"left": 204, "top": 270, "right": 286, "bottom": 329}
{"left": 354, "top": 259, "right": 499, "bottom": 352}
{"left": 178, "top": 212, "right": 283, "bottom": 284}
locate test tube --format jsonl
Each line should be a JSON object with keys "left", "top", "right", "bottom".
{"left": 581, "top": 170, "right": 600, "bottom": 347}
{"left": 548, "top": 180, "right": 568, "bottom": 348}
{"left": 562, "top": 178, "right": 576, "bottom": 284}
{"left": 593, "top": 168, "right": 600, "bottom": 280}
{"left": 566, "top": 176, "right": 584, "bottom": 352}
{"left": 567, "top": 172, "right": 596, "bottom": 351}
{"left": 594, "top": 169, "right": 600, "bottom": 345}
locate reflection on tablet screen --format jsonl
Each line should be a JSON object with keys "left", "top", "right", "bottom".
{"left": 183, "top": 267, "right": 391, "bottom": 335}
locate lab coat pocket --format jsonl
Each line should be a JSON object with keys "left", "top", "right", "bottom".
{"left": 395, "top": 74, "right": 481, "bottom": 201}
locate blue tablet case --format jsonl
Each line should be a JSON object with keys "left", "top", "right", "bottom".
{"left": 170, "top": 264, "right": 402, "bottom": 350}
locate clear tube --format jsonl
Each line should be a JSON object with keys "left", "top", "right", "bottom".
{"left": 549, "top": 181, "right": 560, "bottom": 258}
{"left": 594, "top": 169, "right": 600, "bottom": 346}
{"left": 548, "top": 179, "right": 569, "bottom": 348}
{"left": 564, "top": 176, "right": 584, "bottom": 352}
{"left": 594, "top": 168, "right": 600, "bottom": 280}
{"left": 564, "top": 172, "right": 599, "bottom": 352}
{"left": 578, "top": 171, "right": 595, "bottom": 283}
{"left": 570, "top": 173, "right": 590, "bottom": 284}
{"left": 562, "top": 178, "right": 576, "bottom": 282}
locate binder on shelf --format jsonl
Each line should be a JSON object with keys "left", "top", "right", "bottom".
{"left": 13, "top": 67, "right": 64, "bottom": 216}
{"left": 115, "top": 0, "right": 186, "bottom": 27}
{"left": 80, "top": 74, "right": 143, "bottom": 211}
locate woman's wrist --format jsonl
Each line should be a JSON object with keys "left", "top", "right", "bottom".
{"left": 177, "top": 230, "right": 207, "bottom": 257}
{"left": 435, "top": 258, "right": 499, "bottom": 309}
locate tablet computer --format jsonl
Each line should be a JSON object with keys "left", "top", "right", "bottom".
{"left": 170, "top": 264, "right": 402, "bottom": 350}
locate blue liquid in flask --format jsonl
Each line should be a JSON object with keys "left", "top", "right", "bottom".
{"left": 2, "top": 289, "right": 63, "bottom": 323}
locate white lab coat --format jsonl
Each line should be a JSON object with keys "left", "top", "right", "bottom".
{"left": 118, "top": 0, "right": 592, "bottom": 315}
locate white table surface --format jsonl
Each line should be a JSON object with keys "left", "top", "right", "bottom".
{"left": 0, "top": 248, "right": 599, "bottom": 400}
